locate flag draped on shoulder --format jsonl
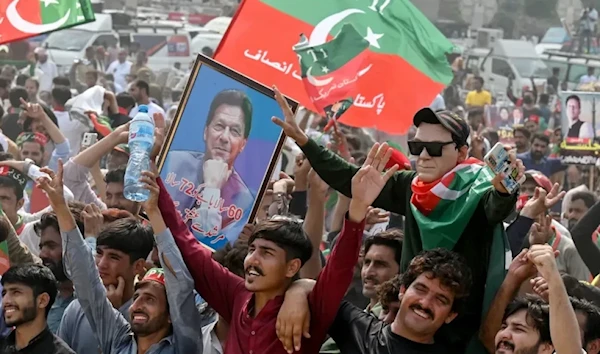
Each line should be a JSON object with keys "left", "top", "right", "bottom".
{"left": 410, "top": 157, "right": 496, "bottom": 250}
{"left": 214, "top": 0, "right": 453, "bottom": 134}
{"left": 0, "top": 0, "right": 95, "bottom": 45}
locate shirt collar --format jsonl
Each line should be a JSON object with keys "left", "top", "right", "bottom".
{"left": 243, "top": 294, "right": 285, "bottom": 319}
{"left": 6, "top": 326, "right": 52, "bottom": 348}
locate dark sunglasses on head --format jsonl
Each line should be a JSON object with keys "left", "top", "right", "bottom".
{"left": 408, "top": 141, "right": 455, "bottom": 157}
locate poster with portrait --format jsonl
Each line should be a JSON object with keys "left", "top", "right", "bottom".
{"left": 559, "top": 91, "right": 600, "bottom": 165}
{"left": 157, "top": 54, "right": 298, "bottom": 250}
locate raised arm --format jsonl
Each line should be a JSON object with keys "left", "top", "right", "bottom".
{"left": 304, "top": 143, "right": 399, "bottom": 352}
{"left": 73, "top": 123, "right": 129, "bottom": 168}
{"left": 37, "top": 162, "right": 130, "bottom": 353}
{"left": 156, "top": 173, "right": 245, "bottom": 323}
{"left": 141, "top": 171, "right": 203, "bottom": 353}
{"left": 300, "top": 169, "right": 328, "bottom": 279}
{"left": 270, "top": 86, "right": 413, "bottom": 215}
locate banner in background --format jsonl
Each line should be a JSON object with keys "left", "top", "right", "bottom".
{"left": 157, "top": 55, "right": 294, "bottom": 250}
{"left": 559, "top": 91, "right": 600, "bottom": 165}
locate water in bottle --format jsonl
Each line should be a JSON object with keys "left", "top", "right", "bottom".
{"left": 124, "top": 105, "right": 155, "bottom": 202}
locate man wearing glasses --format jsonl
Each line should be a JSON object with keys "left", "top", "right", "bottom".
{"left": 271, "top": 88, "right": 524, "bottom": 354}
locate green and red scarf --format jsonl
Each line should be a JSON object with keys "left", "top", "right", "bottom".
{"left": 410, "top": 157, "right": 495, "bottom": 249}
{"left": 410, "top": 157, "right": 510, "bottom": 354}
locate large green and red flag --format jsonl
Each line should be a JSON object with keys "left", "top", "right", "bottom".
{"left": 214, "top": 0, "right": 453, "bottom": 134}
{"left": 294, "top": 23, "right": 368, "bottom": 123}
{"left": 0, "top": 0, "right": 95, "bottom": 45}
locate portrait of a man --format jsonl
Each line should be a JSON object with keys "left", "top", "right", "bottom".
{"left": 163, "top": 89, "right": 255, "bottom": 246}
{"left": 565, "top": 94, "right": 594, "bottom": 139}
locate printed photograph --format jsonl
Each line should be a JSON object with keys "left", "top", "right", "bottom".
{"left": 158, "top": 56, "right": 295, "bottom": 250}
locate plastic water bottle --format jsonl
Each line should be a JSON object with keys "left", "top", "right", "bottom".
{"left": 124, "top": 105, "right": 155, "bottom": 202}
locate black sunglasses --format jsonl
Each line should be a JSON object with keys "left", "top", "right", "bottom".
{"left": 408, "top": 141, "right": 455, "bottom": 157}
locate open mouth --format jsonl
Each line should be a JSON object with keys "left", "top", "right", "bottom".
{"left": 132, "top": 313, "right": 148, "bottom": 324}
{"left": 410, "top": 306, "right": 432, "bottom": 320}
{"left": 496, "top": 341, "right": 514, "bottom": 352}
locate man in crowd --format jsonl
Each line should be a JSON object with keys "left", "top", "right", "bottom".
{"left": 273, "top": 87, "right": 524, "bottom": 352}
{"left": 36, "top": 206, "right": 85, "bottom": 333}
{"left": 465, "top": 76, "right": 492, "bottom": 109}
{"left": 157, "top": 140, "right": 399, "bottom": 353}
{"left": 566, "top": 190, "right": 597, "bottom": 230}
{"left": 0, "top": 264, "right": 74, "bottom": 353}
{"left": 57, "top": 215, "right": 154, "bottom": 353}
{"left": 38, "top": 163, "right": 203, "bottom": 353}
{"left": 279, "top": 248, "right": 472, "bottom": 354}
{"left": 25, "top": 78, "right": 43, "bottom": 104}
{"left": 33, "top": 48, "right": 57, "bottom": 93}
{"left": 0, "top": 163, "right": 27, "bottom": 232}
{"left": 162, "top": 89, "right": 255, "bottom": 247}
{"left": 107, "top": 49, "right": 132, "bottom": 92}
{"left": 480, "top": 245, "right": 585, "bottom": 354}
{"left": 128, "top": 79, "right": 165, "bottom": 118}
{"left": 566, "top": 94, "right": 595, "bottom": 139}
{"left": 513, "top": 126, "right": 531, "bottom": 155}
{"left": 517, "top": 133, "right": 566, "bottom": 178}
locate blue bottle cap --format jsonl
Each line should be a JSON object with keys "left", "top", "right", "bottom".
{"left": 138, "top": 105, "right": 149, "bottom": 113}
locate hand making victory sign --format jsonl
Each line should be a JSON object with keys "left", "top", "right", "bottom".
{"left": 271, "top": 86, "right": 309, "bottom": 146}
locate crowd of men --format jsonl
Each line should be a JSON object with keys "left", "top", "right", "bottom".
{"left": 0, "top": 35, "right": 595, "bottom": 354}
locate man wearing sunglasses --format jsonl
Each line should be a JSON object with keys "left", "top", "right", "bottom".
{"left": 272, "top": 88, "right": 524, "bottom": 353}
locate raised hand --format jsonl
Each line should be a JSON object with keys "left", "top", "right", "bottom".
{"left": 19, "top": 97, "right": 46, "bottom": 120}
{"left": 528, "top": 244, "right": 560, "bottom": 281}
{"left": 140, "top": 170, "right": 160, "bottom": 212}
{"left": 529, "top": 214, "right": 553, "bottom": 246}
{"left": 82, "top": 204, "right": 104, "bottom": 238}
{"left": 106, "top": 276, "right": 125, "bottom": 309}
{"left": 507, "top": 248, "right": 537, "bottom": 285}
{"left": 113, "top": 122, "right": 131, "bottom": 144}
{"left": 349, "top": 143, "right": 399, "bottom": 221}
{"left": 37, "top": 160, "right": 65, "bottom": 209}
{"left": 544, "top": 183, "right": 565, "bottom": 210}
{"left": 365, "top": 207, "right": 391, "bottom": 227}
{"left": 271, "top": 86, "right": 309, "bottom": 145}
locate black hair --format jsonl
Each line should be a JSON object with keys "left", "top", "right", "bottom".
{"left": 566, "top": 95, "right": 581, "bottom": 108}
{"left": 0, "top": 152, "right": 14, "bottom": 162}
{"left": 503, "top": 295, "right": 551, "bottom": 345}
{"left": 105, "top": 167, "right": 126, "bottom": 184}
{"left": 34, "top": 202, "right": 85, "bottom": 236}
{"left": 206, "top": 89, "right": 253, "bottom": 138}
{"left": 26, "top": 77, "right": 39, "bottom": 89}
{"left": 0, "top": 176, "right": 23, "bottom": 201}
{"left": 248, "top": 218, "right": 312, "bottom": 277}
{"left": 97, "top": 218, "right": 154, "bottom": 263}
{"left": 52, "top": 76, "right": 70, "bottom": 87}
{"left": 474, "top": 76, "right": 484, "bottom": 85}
{"left": 562, "top": 274, "right": 600, "bottom": 306}
{"left": 571, "top": 190, "right": 598, "bottom": 209}
{"left": 531, "top": 132, "right": 550, "bottom": 145}
{"left": 401, "top": 248, "right": 472, "bottom": 313}
{"left": 539, "top": 94, "right": 550, "bottom": 105}
{"left": 552, "top": 67, "right": 560, "bottom": 74}
{"left": 134, "top": 79, "right": 150, "bottom": 96}
{"left": 9, "top": 86, "right": 28, "bottom": 108}
{"left": 363, "top": 228, "right": 404, "bottom": 267}
{"left": 15, "top": 74, "right": 29, "bottom": 87}
{"left": 51, "top": 86, "right": 71, "bottom": 106}
{"left": 212, "top": 238, "right": 248, "bottom": 278}
{"left": 571, "top": 297, "right": 600, "bottom": 346}
{"left": 116, "top": 92, "right": 135, "bottom": 110}
{"left": 0, "top": 77, "right": 9, "bottom": 90}
{"left": 514, "top": 126, "right": 532, "bottom": 140}
{"left": 1, "top": 264, "right": 58, "bottom": 317}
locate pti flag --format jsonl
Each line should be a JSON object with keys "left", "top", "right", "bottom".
{"left": 0, "top": 0, "right": 95, "bottom": 45}
{"left": 215, "top": 0, "right": 454, "bottom": 134}
{"left": 294, "top": 23, "right": 368, "bottom": 124}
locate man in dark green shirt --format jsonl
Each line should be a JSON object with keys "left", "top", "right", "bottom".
{"left": 271, "top": 88, "right": 524, "bottom": 353}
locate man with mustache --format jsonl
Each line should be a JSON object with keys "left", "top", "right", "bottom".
{"left": 35, "top": 204, "right": 85, "bottom": 333}
{"left": 162, "top": 89, "right": 255, "bottom": 248}
{"left": 279, "top": 248, "right": 472, "bottom": 354}
{"left": 158, "top": 141, "right": 399, "bottom": 353}
{"left": 517, "top": 133, "right": 566, "bottom": 179}
{"left": 0, "top": 264, "right": 75, "bottom": 353}
{"left": 38, "top": 162, "right": 203, "bottom": 353}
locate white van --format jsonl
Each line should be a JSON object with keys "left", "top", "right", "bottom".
{"left": 465, "top": 40, "right": 549, "bottom": 98}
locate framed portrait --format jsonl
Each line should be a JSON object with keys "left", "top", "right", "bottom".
{"left": 157, "top": 54, "right": 298, "bottom": 250}
{"left": 559, "top": 91, "right": 600, "bottom": 165}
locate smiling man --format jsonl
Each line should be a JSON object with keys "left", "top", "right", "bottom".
{"left": 162, "top": 89, "right": 255, "bottom": 247}
{"left": 0, "top": 264, "right": 74, "bottom": 354}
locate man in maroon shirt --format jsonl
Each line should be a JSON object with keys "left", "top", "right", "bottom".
{"left": 156, "top": 142, "right": 399, "bottom": 354}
